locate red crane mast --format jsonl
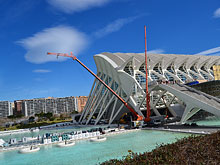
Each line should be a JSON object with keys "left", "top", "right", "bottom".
{"left": 144, "top": 26, "right": 151, "bottom": 122}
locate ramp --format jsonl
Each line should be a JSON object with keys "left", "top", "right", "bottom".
{"left": 158, "top": 83, "right": 220, "bottom": 123}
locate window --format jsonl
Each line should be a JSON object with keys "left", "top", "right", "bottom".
{"left": 153, "top": 63, "right": 163, "bottom": 75}
{"left": 135, "top": 73, "right": 146, "bottom": 85}
{"left": 150, "top": 73, "right": 159, "bottom": 81}
{"left": 177, "top": 71, "right": 187, "bottom": 82}
{"left": 179, "top": 63, "right": 187, "bottom": 74}
{"left": 167, "top": 63, "right": 175, "bottom": 74}
{"left": 124, "top": 61, "right": 134, "bottom": 76}
{"left": 164, "top": 72, "right": 174, "bottom": 81}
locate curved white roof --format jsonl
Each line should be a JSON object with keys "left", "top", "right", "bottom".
{"left": 95, "top": 52, "right": 220, "bottom": 69}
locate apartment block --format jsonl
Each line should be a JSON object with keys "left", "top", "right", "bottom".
{"left": 75, "top": 96, "right": 88, "bottom": 113}
{"left": 15, "top": 97, "right": 75, "bottom": 117}
{"left": 0, "top": 101, "right": 13, "bottom": 118}
{"left": 14, "top": 96, "right": 88, "bottom": 117}
{"left": 56, "top": 97, "right": 76, "bottom": 114}
{"left": 14, "top": 100, "right": 22, "bottom": 115}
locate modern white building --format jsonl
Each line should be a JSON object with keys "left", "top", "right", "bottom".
{"left": 79, "top": 53, "right": 220, "bottom": 125}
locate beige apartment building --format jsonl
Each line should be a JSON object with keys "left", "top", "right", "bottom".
{"left": 75, "top": 96, "right": 88, "bottom": 113}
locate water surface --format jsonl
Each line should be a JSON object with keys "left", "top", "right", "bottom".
{"left": 0, "top": 130, "right": 191, "bottom": 165}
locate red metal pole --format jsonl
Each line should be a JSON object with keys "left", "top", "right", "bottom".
{"left": 144, "top": 26, "right": 151, "bottom": 122}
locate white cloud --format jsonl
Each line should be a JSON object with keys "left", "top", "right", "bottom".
{"left": 93, "top": 16, "right": 138, "bottom": 38}
{"left": 18, "top": 26, "right": 88, "bottom": 64}
{"left": 214, "top": 8, "right": 220, "bottom": 18}
{"left": 33, "top": 69, "right": 51, "bottom": 73}
{"left": 47, "top": 0, "right": 111, "bottom": 13}
{"left": 148, "top": 49, "right": 165, "bottom": 54}
{"left": 196, "top": 46, "right": 220, "bottom": 55}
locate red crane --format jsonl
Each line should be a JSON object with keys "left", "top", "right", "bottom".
{"left": 144, "top": 26, "right": 151, "bottom": 122}
{"left": 47, "top": 52, "right": 144, "bottom": 121}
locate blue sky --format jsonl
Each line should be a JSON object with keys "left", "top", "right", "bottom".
{"left": 0, "top": 0, "right": 220, "bottom": 101}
